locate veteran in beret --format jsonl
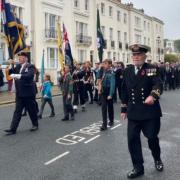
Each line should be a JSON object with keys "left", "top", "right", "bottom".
{"left": 120, "top": 44, "right": 164, "bottom": 179}
{"left": 4, "top": 52, "right": 39, "bottom": 135}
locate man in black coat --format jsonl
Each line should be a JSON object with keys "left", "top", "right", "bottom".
{"left": 121, "top": 44, "right": 164, "bottom": 179}
{"left": 0, "top": 64, "right": 4, "bottom": 88}
{"left": 72, "top": 63, "right": 86, "bottom": 112}
{"left": 169, "top": 64, "right": 176, "bottom": 90}
{"left": 113, "top": 62, "right": 124, "bottom": 102}
{"left": 4, "top": 52, "right": 38, "bottom": 135}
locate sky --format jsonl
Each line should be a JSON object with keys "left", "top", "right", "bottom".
{"left": 122, "top": 0, "right": 180, "bottom": 40}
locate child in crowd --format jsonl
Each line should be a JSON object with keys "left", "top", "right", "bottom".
{"left": 38, "top": 74, "right": 55, "bottom": 119}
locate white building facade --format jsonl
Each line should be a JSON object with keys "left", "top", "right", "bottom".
{"left": 0, "top": 0, "right": 164, "bottom": 83}
{"left": 164, "top": 39, "right": 175, "bottom": 54}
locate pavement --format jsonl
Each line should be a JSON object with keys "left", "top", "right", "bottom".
{"left": 0, "top": 90, "right": 180, "bottom": 180}
{"left": 0, "top": 85, "right": 61, "bottom": 105}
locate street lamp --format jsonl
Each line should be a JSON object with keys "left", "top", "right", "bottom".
{"left": 157, "top": 36, "right": 161, "bottom": 62}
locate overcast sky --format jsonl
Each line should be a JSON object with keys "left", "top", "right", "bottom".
{"left": 122, "top": 0, "right": 180, "bottom": 40}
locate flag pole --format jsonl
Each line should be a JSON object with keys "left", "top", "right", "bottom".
{"left": 57, "top": 20, "right": 64, "bottom": 75}
{"left": 41, "top": 49, "right": 45, "bottom": 84}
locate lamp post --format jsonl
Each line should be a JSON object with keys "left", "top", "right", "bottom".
{"left": 157, "top": 36, "right": 161, "bottom": 62}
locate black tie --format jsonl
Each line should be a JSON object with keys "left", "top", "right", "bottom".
{"left": 135, "top": 67, "right": 140, "bottom": 75}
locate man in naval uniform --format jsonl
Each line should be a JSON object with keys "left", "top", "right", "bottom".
{"left": 121, "top": 44, "right": 164, "bottom": 179}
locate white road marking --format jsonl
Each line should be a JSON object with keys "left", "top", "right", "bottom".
{"left": 111, "top": 124, "right": 122, "bottom": 130}
{"left": 44, "top": 151, "right": 70, "bottom": 165}
{"left": 163, "top": 112, "right": 169, "bottom": 115}
{"left": 84, "top": 135, "right": 100, "bottom": 144}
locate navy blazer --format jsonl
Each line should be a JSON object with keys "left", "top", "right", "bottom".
{"left": 10, "top": 63, "right": 36, "bottom": 98}
{"left": 121, "top": 63, "right": 163, "bottom": 121}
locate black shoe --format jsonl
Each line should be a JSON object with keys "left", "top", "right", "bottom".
{"left": 70, "top": 116, "right": 75, "bottom": 121}
{"left": 108, "top": 121, "right": 114, "bottom": 127}
{"left": 82, "top": 107, "right": 86, "bottom": 112}
{"left": 38, "top": 114, "right": 42, "bottom": 119}
{"left": 100, "top": 126, "right": 107, "bottom": 131}
{"left": 127, "top": 168, "right": 144, "bottom": 179}
{"left": 30, "top": 126, "right": 38, "bottom": 132}
{"left": 155, "top": 160, "right": 164, "bottom": 172}
{"left": 89, "top": 101, "right": 93, "bottom": 104}
{"left": 61, "top": 117, "right": 69, "bottom": 121}
{"left": 4, "top": 129, "right": 16, "bottom": 135}
{"left": 49, "top": 113, "right": 55, "bottom": 118}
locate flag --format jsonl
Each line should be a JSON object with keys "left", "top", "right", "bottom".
{"left": 63, "top": 23, "right": 74, "bottom": 69}
{"left": 41, "top": 50, "right": 45, "bottom": 84}
{"left": 57, "top": 21, "right": 65, "bottom": 73}
{"left": 97, "top": 8, "right": 105, "bottom": 63}
{"left": 1, "top": 0, "right": 26, "bottom": 59}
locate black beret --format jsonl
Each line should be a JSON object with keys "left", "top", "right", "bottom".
{"left": 18, "top": 52, "right": 28, "bottom": 57}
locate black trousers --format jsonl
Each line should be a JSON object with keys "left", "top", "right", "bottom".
{"left": 94, "top": 88, "right": 98, "bottom": 101}
{"left": 84, "top": 83, "right": 93, "bottom": 103}
{"left": 73, "top": 83, "right": 85, "bottom": 106}
{"left": 113, "top": 84, "right": 122, "bottom": 101}
{"left": 128, "top": 118, "right": 161, "bottom": 168}
{"left": 39, "top": 98, "right": 55, "bottom": 116}
{"left": 63, "top": 96, "right": 74, "bottom": 118}
{"left": 101, "top": 94, "right": 114, "bottom": 127}
{"left": 22, "top": 101, "right": 39, "bottom": 114}
{"left": 169, "top": 78, "right": 176, "bottom": 90}
{"left": 10, "top": 97, "right": 38, "bottom": 132}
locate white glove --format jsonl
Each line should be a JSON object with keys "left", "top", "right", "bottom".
{"left": 10, "top": 74, "right": 15, "bottom": 78}
{"left": 10, "top": 74, "right": 21, "bottom": 79}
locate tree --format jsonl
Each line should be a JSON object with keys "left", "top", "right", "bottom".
{"left": 164, "top": 54, "right": 179, "bottom": 63}
{"left": 174, "top": 39, "right": 180, "bottom": 52}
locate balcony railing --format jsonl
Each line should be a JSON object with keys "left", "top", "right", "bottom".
{"left": 76, "top": 34, "right": 92, "bottom": 46}
{"left": 45, "top": 29, "right": 57, "bottom": 39}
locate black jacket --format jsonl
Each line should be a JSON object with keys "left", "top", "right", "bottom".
{"left": 0, "top": 69, "right": 4, "bottom": 87}
{"left": 114, "top": 68, "right": 124, "bottom": 87}
{"left": 10, "top": 63, "right": 36, "bottom": 98}
{"left": 121, "top": 63, "right": 163, "bottom": 120}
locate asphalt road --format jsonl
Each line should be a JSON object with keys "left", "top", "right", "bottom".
{"left": 0, "top": 90, "right": 180, "bottom": 180}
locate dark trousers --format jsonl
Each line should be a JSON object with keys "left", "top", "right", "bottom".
{"left": 10, "top": 97, "right": 38, "bottom": 132}
{"left": 113, "top": 84, "right": 122, "bottom": 102}
{"left": 63, "top": 96, "right": 74, "bottom": 118}
{"left": 84, "top": 83, "right": 93, "bottom": 103}
{"left": 94, "top": 88, "right": 101, "bottom": 104}
{"left": 169, "top": 78, "right": 176, "bottom": 90}
{"left": 101, "top": 94, "right": 114, "bottom": 127}
{"left": 73, "top": 84, "right": 85, "bottom": 106}
{"left": 128, "top": 118, "right": 161, "bottom": 168}
{"left": 23, "top": 101, "right": 39, "bottom": 115}
{"left": 94, "top": 88, "right": 98, "bottom": 101}
{"left": 39, "top": 98, "right": 55, "bottom": 116}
